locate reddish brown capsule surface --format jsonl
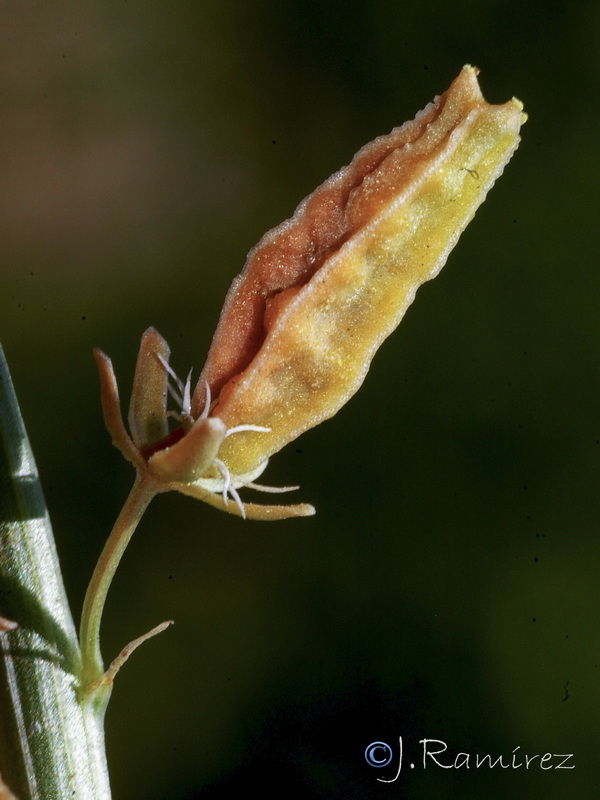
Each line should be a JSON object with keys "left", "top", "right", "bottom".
{"left": 195, "top": 66, "right": 525, "bottom": 477}
{"left": 96, "top": 67, "right": 525, "bottom": 518}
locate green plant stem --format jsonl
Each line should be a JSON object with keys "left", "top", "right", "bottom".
{"left": 0, "top": 345, "right": 111, "bottom": 799}
{"left": 79, "top": 475, "right": 157, "bottom": 690}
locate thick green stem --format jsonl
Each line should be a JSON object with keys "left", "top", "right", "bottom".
{"left": 0, "top": 346, "right": 111, "bottom": 799}
{"left": 79, "top": 475, "right": 156, "bottom": 690}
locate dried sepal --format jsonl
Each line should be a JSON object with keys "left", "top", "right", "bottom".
{"left": 176, "top": 480, "right": 315, "bottom": 520}
{"left": 94, "top": 348, "right": 144, "bottom": 469}
{"left": 128, "top": 327, "right": 170, "bottom": 449}
{"left": 148, "top": 416, "right": 227, "bottom": 482}
{"left": 196, "top": 65, "right": 525, "bottom": 475}
{"left": 94, "top": 332, "right": 306, "bottom": 519}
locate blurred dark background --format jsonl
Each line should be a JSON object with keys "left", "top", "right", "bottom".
{"left": 1, "top": 1, "right": 599, "bottom": 797}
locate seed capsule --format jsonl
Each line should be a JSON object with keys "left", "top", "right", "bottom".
{"left": 195, "top": 66, "right": 526, "bottom": 477}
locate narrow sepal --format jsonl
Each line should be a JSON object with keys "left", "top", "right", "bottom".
{"left": 128, "top": 327, "right": 170, "bottom": 449}
{"left": 176, "top": 481, "right": 316, "bottom": 520}
{"left": 147, "top": 416, "right": 227, "bottom": 482}
{"left": 94, "top": 348, "right": 143, "bottom": 468}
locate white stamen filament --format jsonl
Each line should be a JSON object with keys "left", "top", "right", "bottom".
{"left": 182, "top": 369, "right": 193, "bottom": 418}
{"left": 156, "top": 354, "right": 185, "bottom": 406}
{"left": 214, "top": 458, "right": 246, "bottom": 518}
{"left": 198, "top": 379, "right": 211, "bottom": 419}
{"left": 225, "top": 424, "right": 271, "bottom": 437}
{"left": 155, "top": 356, "right": 283, "bottom": 519}
{"left": 156, "top": 354, "right": 195, "bottom": 422}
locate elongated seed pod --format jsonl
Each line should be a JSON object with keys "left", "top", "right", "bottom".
{"left": 195, "top": 66, "right": 525, "bottom": 476}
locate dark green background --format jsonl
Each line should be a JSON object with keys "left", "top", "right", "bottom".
{"left": 1, "top": 1, "right": 598, "bottom": 797}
